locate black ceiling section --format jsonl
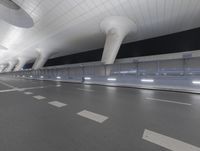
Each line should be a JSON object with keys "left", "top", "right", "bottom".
{"left": 43, "top": 27, "right": 200, "bottom": 67}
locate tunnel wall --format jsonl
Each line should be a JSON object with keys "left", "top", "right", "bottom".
{"left": 4, "top": 55, "right": 200, "bottom": 94}
{"left": 44, "top": 27, "right": 200, "bottom": 67}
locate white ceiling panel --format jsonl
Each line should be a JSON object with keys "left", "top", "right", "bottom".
{"left": 0, "top": 0, "right": 200, "bottom": 63}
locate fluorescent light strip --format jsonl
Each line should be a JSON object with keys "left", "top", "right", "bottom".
{"left": 107, "top": 78, "right": 117, "bottom": 81}
{"left": 192, "top": 81, "right": 200, "bottom": 84}
{"left": 141, "top": 79, "right": 154, "bottom": 82}
{"left": 84, "top": 77, "right": 91, "bottom": 80}
{"left": 56, "top": 76, "right": 61, "bottom": 79}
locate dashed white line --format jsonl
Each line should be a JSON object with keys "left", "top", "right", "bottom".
{"left": 142, "top": 129, "right": 200, "bottom": 151}
{"left": 48, "top": 101, "right": 67, "bottom": 108}
{"left": 146, "top": 98, "right": 192, "bottom": 106}
{"left": 33, "top": 95, "right": 46, "bottom": 100}
{"left": 77, "top": 110, "right": 108, "bottom": 123}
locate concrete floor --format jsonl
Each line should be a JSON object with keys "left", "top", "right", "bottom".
{"left": 0, "top": 76, "right": 200, "bottom": 151}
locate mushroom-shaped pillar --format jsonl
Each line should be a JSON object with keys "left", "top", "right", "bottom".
{"left": 32, "top": 49, "right": 51, "bottom": 70}
{"left": 14, "top": 57, "right": 31, "bottom": 71}
{"left": 6, "top": 60, "right": 18, "bottom": 72}
{"left": 100, "top": 16, "right": 137, "bottom": 64}
{"left": 0, "top": 64, "right": 8, "bottom": 72}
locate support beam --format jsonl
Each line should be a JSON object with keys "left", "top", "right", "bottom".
{"left": 100, "top": 16, "right": 137, "bottom": 64}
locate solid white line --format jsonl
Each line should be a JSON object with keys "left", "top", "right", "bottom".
{"left": 0, "top": 80, "right": 17, "bottom": 89}
{"left": 146, "top": 98, "right": 192, "bottom": 106}
{"left": 33, "top": 95, "right": 46, "bottom": 100}
{"left": 0, "top": 88, "right": 18, "bottom": 93}
{"left": 142, "top": 129, "right": 200, "bottom": 151}
{"left": 0, "top": 85, "right": 58, "bottom": 93}
{"left": 77, "top": 110, "right": 108, "bottom": 123}
{"left": 48, "top": 101, "right": 67, "bottom": 108}
{"left": 77, "top": 88, "right": 94, "bottom": 92}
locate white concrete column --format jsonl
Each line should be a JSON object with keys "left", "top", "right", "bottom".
{"left": 32, "top": 52, "right": 50, "bottom": 70}
{"left": 14, "top": 58, "right": 28, "bottom": 71}
{"left": 6, "top": 60, "right": 18, "bottom": 72}
{"left": 100, "top": 16, "right": 137, "bottom": 64}
{"left": 0, "top": 64, "right": 7, "bottom": 72}
{"left": 1, "top": 64, "right": 9, "bottom": 72}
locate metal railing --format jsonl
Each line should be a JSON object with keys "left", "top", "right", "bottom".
{"left": 1, "top": 57, "right": 200, "bottom": 93}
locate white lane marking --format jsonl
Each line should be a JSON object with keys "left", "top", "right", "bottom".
{"left": 33, "top": 95, "right": 46, "bottom": 100}
{"left": 77, "top": 110, "right": 108, "bottom": 123}
{"left": 77, "top": 88, "right": 94, "bottom": 92}
{"left": 24, "top": 92, "right": 33, "bottom": 95}
{"left": 17, "top": 89, "right": 25, "bottom": 92}
{"left": 0, "top": 80, "right": 17, "bottom": 89}
{"left": 146, "top": 98, "right": 192, "bottom": 106}
{"left": 0, "top": 88, "right": 18, "bottom": 93}
{"left": 0, "top": 85, "right": 59, "bottom": 93}
{"left": 48, "top": 101, "right": 67, "bottom": 108}
{"left": 142, "top": 129, "right": 200, "bottom": 151}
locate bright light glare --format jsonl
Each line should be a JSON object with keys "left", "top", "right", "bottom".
{"left": 84, "top": 77, "right": 91, "bottom": 80}
{"left": 30, "top": 75, "right": 33, "bottom": 78}
{"left": 141, "top": 79, "right": 154, "bottom": 82}
{"left": 56, "top": 76, "right": 61, "bottom": 79}
{"left": 107, "top": 78, "right": 117, "bottom": 81}
{"left": 192, "top": 81, "right": 200, "bottom": 84}
{"left": 40, "top": 76, "right": 44, "bottom": 78}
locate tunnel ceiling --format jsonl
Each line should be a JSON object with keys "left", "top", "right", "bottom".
{"left": 0, "top": 0, "right": 200, "bottom": 63}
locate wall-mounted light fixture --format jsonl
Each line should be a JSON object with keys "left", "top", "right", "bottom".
{"left": 192, "top": 81, "right": 200, "bottom": 85}
{"left": 56, "top": 76, "right": 61, "bottom": 79}
{"left": 107, "top": 78, "right": 117, "bottom": 81}
{"left": 141, "top": 79, "right": 154, "bottom": 83}
{"left": 84, "top": 77, "right": 91, "bottom": 80}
